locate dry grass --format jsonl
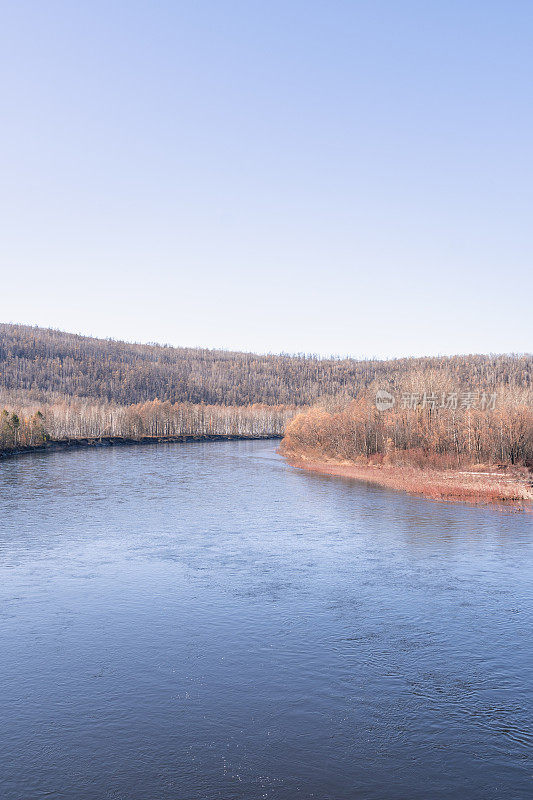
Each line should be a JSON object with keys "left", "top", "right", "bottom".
{"left": 283, "top": 452, "right": 533, "bottom": 506}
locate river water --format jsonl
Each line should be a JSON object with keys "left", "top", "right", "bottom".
{"left": 0, "top": 440, "right": 531, "bottom": 799}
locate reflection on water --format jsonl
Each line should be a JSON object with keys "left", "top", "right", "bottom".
{"left": 0, "top": 440, "right": 532, "bottom": 800}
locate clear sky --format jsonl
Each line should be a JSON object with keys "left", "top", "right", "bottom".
{"left": 1, "top": 1, "right": 531, "bottom": 358}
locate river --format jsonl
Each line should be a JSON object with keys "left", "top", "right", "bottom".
{"left": 0, "top": 440, "right": 531, "bottom": 799}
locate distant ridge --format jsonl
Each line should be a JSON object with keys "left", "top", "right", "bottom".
{"left": 1, "top": 323, "right": 531, "bottom": 407}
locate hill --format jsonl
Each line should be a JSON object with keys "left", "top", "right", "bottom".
{"left": 1, "top": 323, "right": 531, "bottom": 406}
{"left": 1, "top": 324, "right": 531, "bottom": 465}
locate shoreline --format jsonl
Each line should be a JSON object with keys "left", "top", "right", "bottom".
{"left": 0, "top": 433, "right": 282, "bottom": 460}
{"left": 283, "top": 453, "right": 533, "bottom": 506}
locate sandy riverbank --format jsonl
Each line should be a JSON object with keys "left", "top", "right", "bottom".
{"left": 284, "top": 453, "right": 533, "bottom": 506}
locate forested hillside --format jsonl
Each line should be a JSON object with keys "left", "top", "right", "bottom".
{"left": 1, "top": 323, "right": 531, "bottom": 406}
{"left": 1, "top": 324, "right": 531, "bottom": 460}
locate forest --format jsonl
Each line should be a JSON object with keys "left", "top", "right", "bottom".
{"left": 281, "top": 386, "right": 533, "bottom": 469}
{"left": 1, "top": 323, "right": 531, "bottom": 406}
{"left": 0, "top": 399, "right": 291, "bottom": 452}
{"left": 0, "top": 323, "right": 532, "bottom": 467}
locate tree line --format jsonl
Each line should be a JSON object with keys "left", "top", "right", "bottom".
{"left": 0, "top": 398, "right": 292, "bottom": 452}
{"left": 281, "top": 382, "right": 533, "bottom": 469}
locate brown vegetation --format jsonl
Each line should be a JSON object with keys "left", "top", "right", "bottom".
{"left": 280, "top": 386, "right": 533, "bottom": 504}
{"left": 1, "top": 325, "right": 531, "bottom": 485}
{"left": 286, "top": 457, "right": 532, "bottom": 504}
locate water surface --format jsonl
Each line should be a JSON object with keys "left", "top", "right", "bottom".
{"left": 0, "top": 440, "right": 531, "bottom": 799}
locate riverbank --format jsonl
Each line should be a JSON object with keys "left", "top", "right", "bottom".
{"left": 283, "top": 453, "right": 533, "bottom": 505}
{"left": 0, "top": 433, "right": 282, "bottom": 460}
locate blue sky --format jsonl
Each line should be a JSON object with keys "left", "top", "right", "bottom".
{"left": 1, "top": 1, "right": 531, "bottom": 357}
